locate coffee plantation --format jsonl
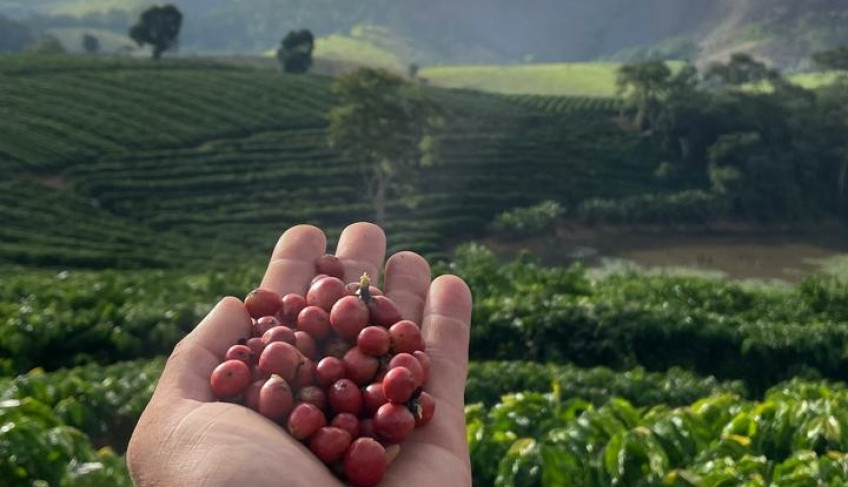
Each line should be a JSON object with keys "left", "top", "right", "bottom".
{"left": 4, "top": 52, "right": 848, "bottom": 485}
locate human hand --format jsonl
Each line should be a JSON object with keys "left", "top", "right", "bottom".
{"left": 127, "top": 223, "right": 473, "bottom": 487}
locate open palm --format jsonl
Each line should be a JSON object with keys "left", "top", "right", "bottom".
{"left": 127, "top": 223, "right": 473, "bottom": 487}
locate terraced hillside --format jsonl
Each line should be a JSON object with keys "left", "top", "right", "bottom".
{"left": 1, "top": 55, "right": 667, "bottom": 269}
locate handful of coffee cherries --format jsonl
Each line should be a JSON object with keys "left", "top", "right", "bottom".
{"left": 209, "top": 255, "right": 434, "bottom": 487}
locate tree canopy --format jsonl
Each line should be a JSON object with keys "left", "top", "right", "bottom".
{"left": 812, "top": 46, "right": 848, "bottom": 71}
{"left": 129, "top": 5, "right": 183, "bottom": 60}
{"left": 276, "top": 30, "right": 315, "bottom": 74}
{"left": 327, "top": 68, "right": 443, "bottom": 223}
{"left": 705, "top": 53, "right": 777, "bottom": 86}
{"left": 82, "top": 33, "right": 100, "bottom": 54}
{"left": 616, "top": 61, "right": 697, "bottom": 130}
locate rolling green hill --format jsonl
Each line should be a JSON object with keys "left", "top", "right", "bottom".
{"left": 1, "top": 54, "right": 666, "bottom": 269}
{"left": 3, "top": 54, "right": 844, "bottom": 270}
{"left": 313, "top": 34, "right": 404, "bottom": 71}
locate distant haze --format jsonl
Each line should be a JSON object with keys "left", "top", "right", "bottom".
{"left": 2, "top": 0, "right": 846, "bottom": 67}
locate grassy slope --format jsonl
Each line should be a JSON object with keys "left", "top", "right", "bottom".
{"left": 50, "top": 0, "right": 146, "bottom": 15}
{"left": 1, "top": 0, "right": 147, "bottom": 15}
{"left": 789, "top": 71, "right": 845, "bottom": 89}
{"left": 312, "top": 25, "right": 436, "bottom": 73}
{"left": 421, "top": 63, "right": 622, "bottom": 97}
{"left": 314, "top": 35, "right": 403, "bottom": 70}
{"left": 423, "top": 62, "right": 845, "bottom": 97}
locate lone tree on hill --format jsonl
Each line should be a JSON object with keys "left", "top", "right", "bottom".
{"left": 328, "top": 68, "right": 444, "bottom": 224}
{"left": 129, "top": 4, "right": 182, "bottom": 60}
{"left": 277, "top": 30, "right": 314, "bottom": 74}
{"left": 82, "top": 33, "right": 100, "bottom": 54}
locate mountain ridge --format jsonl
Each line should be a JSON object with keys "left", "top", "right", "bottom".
{"left": 1, "top": 0, "right": 846, "bottom": 68}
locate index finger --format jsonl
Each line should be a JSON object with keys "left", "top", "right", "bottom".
{"left": 261, "top": 225, "right": 327, "bottom": 296}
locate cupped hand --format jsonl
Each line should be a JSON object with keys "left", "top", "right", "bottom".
{"left": 127, "top": 223, "right": 473, "bottom": 487}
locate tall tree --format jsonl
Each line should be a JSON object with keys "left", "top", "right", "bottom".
{"left": 82, "top": 33, "right": 100, "bottom": 54}
{"left": 616, "top": 61, "right": 675, "bottom": 130}
{"left": 129, "top": 5, "right": 182, "bottom": 60}
{"left": 276, "top": 30, "right": 314, "bottom": 74}
{"left": 327, "top": 68, "right": 443, "bottom": 224}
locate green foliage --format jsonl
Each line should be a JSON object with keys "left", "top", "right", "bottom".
{"left": 0, "top": 269, "right": 260, "bottom": 374}
{"left": 312, "top": 32, "right": 404, "bottom": 70}
{"left": 0, "top": 57, "right": 668, "bottom": 268}
{"left": 328, "top": 68, "right": 444, "bottom": 223}
{"left": 508, "top": 94, "right": 621, "bottom": 114}
{"left": 616, "top": 61, "right": 697, "bottom": 129}
{"left": 0, "top": 358, "right": 157, "bottom": 486}
{"left": 81, "top": 32, "right": 100, "bottom": 54}
{"left": 277, "top": 29, "right": 314, "bottom": 74}
{"left": 0, "top": 57, "right": 332, "bottom": 172}
{"left": 0, "top": 397, "right": 130, "bottom": 487}
{"left": 472, "top": 380, "right": 848, "bottom": 486}
{"left": 423, "top": 63, "right": 624, "bottom": 97}
{"left": 707, "top": 163, "right": 743, "bottom": 195}
{"left": 577, "top": 190, "right": 727, "bottom": 225}
{"left": 0, "top": 355, "right": 742, "bottom": 486}
{"left": 62, "top": 448, "right": 132, "bottom": 487}
{"left": 6, "top": 254, "right": 848, "bottom": 485}
{"left": 707, "top": 130, "right": 806, "bottom": 219}
{"left": 449, "top": 244, "right": 848, "bottom": 393}
{"left": 812, "top": 46, "right": 848, "bottom": 71}
{"left": 705, "top": 53, "right": 778, "bottom": 86}
{"left": 466, "top": 362, "right": 745, "bottom": 408}
{"left": 0, "top": 358, "right": 163, "bottom": 446}
{"left": 649, "top": 65, "right": 848, "bottom": 220}
{"left": 25, "top": 35, "right": 66, "bottom": 55}
{"left": 129, "top": 4, "right": 182, "bottom": 59}
{"left": 0, "top": 179, "right": 231, "bottom": 269}
{"left": 489, "top": 201, "right": 564, "bottom": 239}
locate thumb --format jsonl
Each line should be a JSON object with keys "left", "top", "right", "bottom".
{"left": 156, "top": 297, "right": 253, "bottom": 402}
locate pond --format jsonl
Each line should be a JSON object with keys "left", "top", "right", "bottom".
{"left": 487, "top": 225, "right": 848, "bottom": 282}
